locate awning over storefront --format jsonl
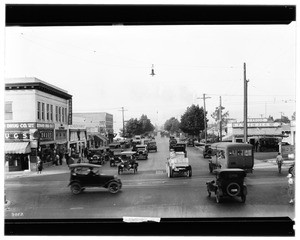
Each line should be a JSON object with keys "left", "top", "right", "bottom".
{"left": 5, "top": 142, "right": 31, "bottom": 154}
{"left": 91, "top": 133, "right": 107, "bottom": 142}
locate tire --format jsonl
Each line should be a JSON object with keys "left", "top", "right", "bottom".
{"left": 241, "top": 195, "right": 246, "bottom": 203}
{"left": 107, "top": 181, "right": 121, "bottom": 194}
{"left": 70, "top": 183, "right": 82, "bottom": 195}
{"left": 170, "top": 168, "right": 173, "bottom": 178}
{"left": 226, "top": 183, "right": 241, "bottom": 197}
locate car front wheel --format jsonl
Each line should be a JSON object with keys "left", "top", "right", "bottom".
{"left": 108, "top": 181, "right": 121, "bottom": 194}
{"left": 70, "top": 183, "right": 82, "bottom": 195}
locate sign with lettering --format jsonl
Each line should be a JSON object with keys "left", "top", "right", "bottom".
{"left": 68, "top": 99, "right": 72, "bottom": 125}
{"left": 5, "top": 122, "right": 36, "bottom": 130}
{"left": 232, "top": 122, "right": 281, "bottom": 128}
{"left": 5, "top": 131, "right": 30, "bottom": 140}
{"left": 39, "top": 129, "right": 54, "bottom": 141}
{"left": 36, "top": 123, "right": 55, "bottom": 129}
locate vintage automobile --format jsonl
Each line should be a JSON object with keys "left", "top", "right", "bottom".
{"left": 169, "top": 138, "right": 177, "bottom": 150}
{"left": 147, "top": 141, "right": 157, "bottom": 152}
{"left": 203, "top": 144, "right": 212, "bottom": 158}
{"left": 68, "top": 163, "right": 122, "bottom": 195}
{"left": 89, "top": 154, "right": 105, "bottom": 165}
{"left": 187, "top": 138, "right": 195, "bottom": 147}
{"left": 110, "top": 152, "right": 124, "bottom": 167}
{"left": 166, "top": 151, "right": 192, "bottom": 178}
{"left": 209, "top": 142, "right": 254, "bottom": 173}
{"left": 131, "top": 139, "right": 142, "bottom": 151}
{"left": 171, "top": 142, "right": 187, "bottom": 157}
{"left": 87, "top": 147, "right": 110, "bottom": 163}
{"left": 117, "top": 151, "right": 139, "bottom": 174}
{"left": 206, "top": 168, "right": 247, "bottom": 203}
{"left": 135, "top": 144, "right": 148, "bottom": 160}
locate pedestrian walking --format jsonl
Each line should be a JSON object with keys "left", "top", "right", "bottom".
{"left": 65, "top": 152, "right": 69, "bottom": 166}
{"left": 276, "top": 152, "right": 283, "bottom": 174}
{"left": 59, "top": 152, "right": 63, "bottom": 165}
{"left": 255, "top": 141, "right": 259, "bottom": 152}
{"left": 36, "top": 156, "right": 43, "bottom": 174}
{"left": 287, "top": 173, "right": 295, "bottom": 204}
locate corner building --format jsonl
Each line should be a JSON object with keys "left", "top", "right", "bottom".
{"left": 4, "top": 77, "right": 72, "bottom": 172}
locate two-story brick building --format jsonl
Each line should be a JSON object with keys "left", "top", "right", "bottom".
{"left": 4, "top": 77, "right": 72, "bottom": 172}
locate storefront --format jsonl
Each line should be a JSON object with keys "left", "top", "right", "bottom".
{"left": 68, "top": 125, "right": 87, "bottom": 157}
{"left": 5, "top": 142, "right": 31, "bottom": 172}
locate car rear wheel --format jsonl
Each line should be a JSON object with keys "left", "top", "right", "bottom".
{"left": 108, "top": 181, "right": 121, "bottom": 194}
{"left": 70, "top": 183, "right": 82, "bottom": 195}
{"left": 241, "top": 195, "right": 246, "bottom": 203}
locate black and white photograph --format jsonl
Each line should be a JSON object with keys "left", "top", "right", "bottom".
{"left": 2, "top": 2, "right": 297, "bottom": 236}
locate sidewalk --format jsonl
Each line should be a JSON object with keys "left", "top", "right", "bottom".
{"left": 4, "top": 157, "right": 90, "bottom": 180}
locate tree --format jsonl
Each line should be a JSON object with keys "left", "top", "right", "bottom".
{"left": 180, "top": 104, "right": 206, "bottom": 137}
{"left": 164, "top": 117, "right": 180, "bottom": 134}
{"left": 211, "top": 106, "right": 229, "bottom": 123}
{"left": 274, "top": 115, "right": 290, "bottom": 124}
{"left": 291, "top": 112, "right": 296, "bottom": 121}
{"left": 124, "top": 115, "right": 154, "bottom": 137}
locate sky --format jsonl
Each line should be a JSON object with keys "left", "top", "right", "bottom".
{"left": 4, "top": 12, "right": 297, "bottom": 133}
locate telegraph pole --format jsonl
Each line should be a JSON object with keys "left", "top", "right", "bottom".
{"left": 119, "top": 107, "right": 127, "bottom": 137}
{"left": 199, "top": 94, "right": 211, "bottom": 143}
{"left": 219, "top": 96, "right": 222, "bottom": 142}
{"left": 244, "top": 63, "right": 249, "bottom": 143}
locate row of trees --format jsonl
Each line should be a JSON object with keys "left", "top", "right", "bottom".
{"left": 121, "top": 114, "right": 155, "bottom": 138}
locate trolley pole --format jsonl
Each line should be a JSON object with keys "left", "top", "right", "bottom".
{"left": 199, "top": 94, "right": 211, "bottom": 143}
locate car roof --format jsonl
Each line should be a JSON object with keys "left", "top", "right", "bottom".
{"left": 69, "top": 163, "right": 102, "bottom": 169}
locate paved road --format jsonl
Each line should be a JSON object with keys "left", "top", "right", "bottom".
{"left": 5, "top": 135, "right": 295, "bottom": 220}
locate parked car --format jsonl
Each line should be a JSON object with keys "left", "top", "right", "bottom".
{"left": 147, "top": 141, "right": 157, "bottom": 152}
{"left": 89, "top": 154, "right": 105, "bottom": 165}
{"left": 203, "top": 144, "right": 212, "bottom": 158}
{"left": 206, "top": 168, "right": 247, "bottom": 203}
{"left": 117, "top": 151, "right": 139, "bottom": 174}
{"left": 135, "top": 144, "right": 148, "bottom": 160}
{"left": 68, "top": 163, "right": 122, "bottom": 194}
{"left": 187, "top": 138, "right": 195, "bottom": 147}
{"left": 166, "top": 151, "right": 192, "bottom": 178}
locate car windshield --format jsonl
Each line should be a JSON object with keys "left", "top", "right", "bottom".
{"left": 74, "top": 167, "right": 100, "bottom": 175}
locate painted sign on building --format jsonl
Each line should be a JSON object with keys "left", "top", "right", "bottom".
{"left": 68, "top": 99, "right": 72, "bottom": 125}
{"left": 232, "top": 122, "right": 281, "bottom": 128}
{"left": 5, "top": 131, "right": 30, "bottom": 140}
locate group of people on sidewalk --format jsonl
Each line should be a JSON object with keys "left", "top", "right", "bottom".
{"left": 276, "top": 152, "right": 295, "bottom": 204}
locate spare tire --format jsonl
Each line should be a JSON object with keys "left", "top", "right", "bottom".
{"left": 226, "top": 182, "right": 241, "bottom": 197}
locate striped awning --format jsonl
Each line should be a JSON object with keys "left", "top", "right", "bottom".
{"left": 5, "top": 142, "right": 31, "bottom": 154}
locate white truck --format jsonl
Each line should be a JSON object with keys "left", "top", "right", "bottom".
{"left": 166, "top": 151, "right": 192, "bottom": 178}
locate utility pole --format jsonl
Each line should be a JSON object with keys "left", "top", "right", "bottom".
{"left": 244, "top": 62, "right": 249, "bottom": 143}
{"left": 219, "top": 96, "right": 222, "bottom": 142}
{"left": 119, "top": 107, "right": 127, "bottom": 137}
{"left": 198, "top": 94, "right": 211, "bottom": 143}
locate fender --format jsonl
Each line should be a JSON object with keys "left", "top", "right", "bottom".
{"left": 67, "top": 180, "right": 81, "bottom": 187}
{"left": 104, "top": 179, "right": 120, "bottom": 188}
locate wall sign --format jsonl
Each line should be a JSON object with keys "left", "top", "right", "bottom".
{"left": 68, "top": 99, "right": 72, "bottom": 125}
{"left": 5, "top": 131, "right": 30, "bottom": 140}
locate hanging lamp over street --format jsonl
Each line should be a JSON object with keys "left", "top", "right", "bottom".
{"left": 150, "top": 64, "right": 155, "bottom": 77}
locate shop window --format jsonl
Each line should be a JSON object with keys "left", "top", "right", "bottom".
{"left": 41, "top": 103, "right": 45, "bottom": 120}
{"left": 5, "top": 101, "right": 13, "bottom": 120}
{"left": 50, "top": 105, "right": 53, "bottom": 121}
{"left": 56, "top": 106, "right": 58, "bottom": 122}
{"left": 37, "top": 101, "right": 41, "bottom": 120}
{"left": 59, "top": 107, "right": 61, "bottom": 122}
{"left": 46, "top": 104, "right": 49, "bottom": 120}
{"left": 62, "top": 107, "right": 64, "bottom": 123}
